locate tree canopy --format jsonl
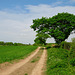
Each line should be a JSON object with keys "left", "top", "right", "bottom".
{"left": 34, "top": 32, "right": 50, "bottom": 45}
{"left": 31, "top": 12, "right": 75, "bottom": 44}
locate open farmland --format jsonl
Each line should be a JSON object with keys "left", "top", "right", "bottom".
{"left": 0, "top": 47, "right": 47, "bottom": 75}
{"left": 0, "top": 46, "right": 37, "bottom": 63}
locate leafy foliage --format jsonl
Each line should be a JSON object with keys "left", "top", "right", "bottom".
{"left": 31, "top": 12, "right": 75, "bottom": 44}
{"left": 70, "top": 58, "right": 75, "bottom": 66}
{"left": 49, "top": 13, "right": 75, "bottom": 44}
{"left": 0, "top": 41, "right": 5, "bottom": 45}
{"left": 5, "top": 42, "right": 13, "bottom": 46}
{"left": 61, "top": 41, "right": 71, "bottom": 50}
{"left": 47, "top": 48, "right": 75, "bottom": 75}
{"left": 69, "top": 38, "right": 75, "bottom": 65}
{"left": 0, "top": 41, "right": 29, "bottom": 46}
{"left": 34, "top": 33, "right": 50, "bottom": 45}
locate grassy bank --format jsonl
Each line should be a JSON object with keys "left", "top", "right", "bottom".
{"left": 0, "top": 46, "right": 37, "bottom": 63}
{"left": 47, "top": 48, "right": 75, "bottom": 75}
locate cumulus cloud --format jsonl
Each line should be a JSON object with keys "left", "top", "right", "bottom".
{"left": 51, "top": 1, "right": 63, "bottom": 7}
{"left": 0, "top": 4, "right": 75, "bottom": 44}
{"left": 69, "top": 0, "right": 75, "bottom": 3}
{"left": 71, "top": 0, "right": 75, "bottom": 2}
{"left": 25, "top": 4, "right": 75, "bottom": 17}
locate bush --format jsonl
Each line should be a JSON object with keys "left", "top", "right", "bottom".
{"left": 47, "top": 48, "right": 74, "bottom": 75}
{"left": 70, "top": 58, "right": 75, "bottom": 66}
{"left": 60, "top": 41, "right": 66, "bottom": 48}
{"left": 64, "top": 42, "right": 71, "bottom": 50}
{"left": 0, "top": 41, "right": 5, "bottom": 45}
{"left": 61, "top": 41, "right": 71, "bottom": 50}
{"left": 50, "top": 61, "right": 68, "bottom": 69}
{"left": 14, "top": 43, "right": 18, "bottom": 46}
{"left": 0, "top": 41, "right": 28, "bottom": 46}
{"left": 51, "top": 44, "right": 60, "bottom": 48}
{"left": 46, "top": 45, "right": 51, "bottom": 49}
{"left": 70, "top": 38, "right": 75, "bottom": 59}
{"left": 5, "top": 42, "right": 13, "bottom": 46}
{"left": 71, "top": 38, "right": 75, "bottom": 50}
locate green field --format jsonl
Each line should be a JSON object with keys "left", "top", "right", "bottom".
{"left": 47, "top": 48, "right": 75, "bottom": 75}
{"left": 0, "top": 46, "right": 37, "bottom": 63}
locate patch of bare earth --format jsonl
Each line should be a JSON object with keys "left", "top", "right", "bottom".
{"left": 31, "top": 48, "right": 47, "bottom": 75}
{"left": 10, "top": 49, "right": 43, "bottom": 75}
{"left": 0, "top": 47, "right": 39, "bottom": 71}
{"left": 0, "top": 47, "right": 40, "bottom": 75}
{"left": 41, "top": 48, "right": 47, "bottom": 75}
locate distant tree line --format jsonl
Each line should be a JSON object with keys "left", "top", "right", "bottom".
{"left": 0, "top": 41, "right": 30, "bottom": 46}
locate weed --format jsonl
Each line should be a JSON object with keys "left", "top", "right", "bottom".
{"left": 31, "top": 59, "right": 37, "bottom": 63}
{"left": 31, "top": 56, "right": 40, "bottom": 63}
{"left": 25, "top": 73, "right": 28, "bottom": 75}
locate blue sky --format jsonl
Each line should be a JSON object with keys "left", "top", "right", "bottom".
{"left": 0, "top": 0, "right": 75, "bottom": 13}
{"left": 0, "top": 0, "right": 75, "bottom": 44}
{"left": 0, "top": 0, "right": 75, "bottom": 8}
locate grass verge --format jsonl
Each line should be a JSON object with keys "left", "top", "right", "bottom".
{"left": 47, "top": 48, "right": 75, "bottom": 75}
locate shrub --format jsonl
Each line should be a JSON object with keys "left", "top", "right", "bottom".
{"left": 47, "top": 48, "right": 74, "bottom": 75}
{"left": 50, "top": 61, "right": 68, "bottom": 69}
{"left": 71, "top": 38, "right": 75, "bottom": 50}
{"left": 14, "top": 43, "right": 18, "bottom": 46}
{"left": 46, "top": 45, "right": 51, "bottom": 49}
{"left": 70, "top": 38, "right": 75, "bottom": 59}
{"left": 5, "top": 42, "right": 13, "bottom": 46}
{"left": 51, "top": 44, "right": 60, "bottom": 48}
{"left": 70, "top": 58, "right": 75, "bottom": 66}
{"left": 64, "top": 42, "right": 71, "bottom": 50}
{"left": 60, "top": 41, "right": 66, "bottom": 48}
{"left": 61, "top": 41, "right": 71, "bottom": 50}
{"left": 0, "top": 41, "right": 5, "bottom": 45}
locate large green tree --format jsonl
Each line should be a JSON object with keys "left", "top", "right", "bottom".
{"left": 31, "top": 13, "right": 75, "bottom": 44}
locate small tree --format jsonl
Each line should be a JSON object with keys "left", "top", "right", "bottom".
{"left": 34, "top": 33, "right": 50, "bottom": 45}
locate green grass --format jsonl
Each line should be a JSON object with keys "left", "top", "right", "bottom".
{"left": 31, "top": 59, "right": 37, "bottom": 63}
{"left": 0, "top": 46, "right": 37, "bottom": 63}
{"left": 25, "top": 73, "right": 28, "bottom": 75}
{"left": 47, "top": 48, "right": 75, "bottom": 75}
{"left": 31, "top": 56, "right": 40, "bottom": 63}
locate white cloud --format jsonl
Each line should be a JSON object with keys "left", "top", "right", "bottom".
{"left": 71, "top": 0, "right": 75, "bottom": 2}
{"left": 25, "top": 4, "right": 75, "bottom": 17}
{"left": 69, "top": 0, "right": 75, "bottom": 3}
{"left": 51, "top": 1, "right": 63, "bottom": 7}
{"left": 0, "top": 4, "right": 75, "bottom": 44}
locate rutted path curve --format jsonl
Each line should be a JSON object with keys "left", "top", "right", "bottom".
{"left": 31, "top": 48, "right": 47, "bottom": 75}
{"left": 0, "top": 47, "right": 47, "bottom": 75}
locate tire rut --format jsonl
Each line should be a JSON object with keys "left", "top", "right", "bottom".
{"left": 31, "top": 48, "right": 47, "bottom": 75}
{"left": 10, "top": 48, "right": 43, "bottom": 75}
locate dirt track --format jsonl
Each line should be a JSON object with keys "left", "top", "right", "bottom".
{"left": 0, "top": 47, "right": 47, "bottom": 75}
{"left": 31, "top": 48, "right": 47, "bottom": 75}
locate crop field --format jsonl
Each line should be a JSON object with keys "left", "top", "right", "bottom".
{"left": 47, "top": 48, "right": 75, "bottom": 75}
{"left": 0, "top": 46, "right": 37, "bottom": 63}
